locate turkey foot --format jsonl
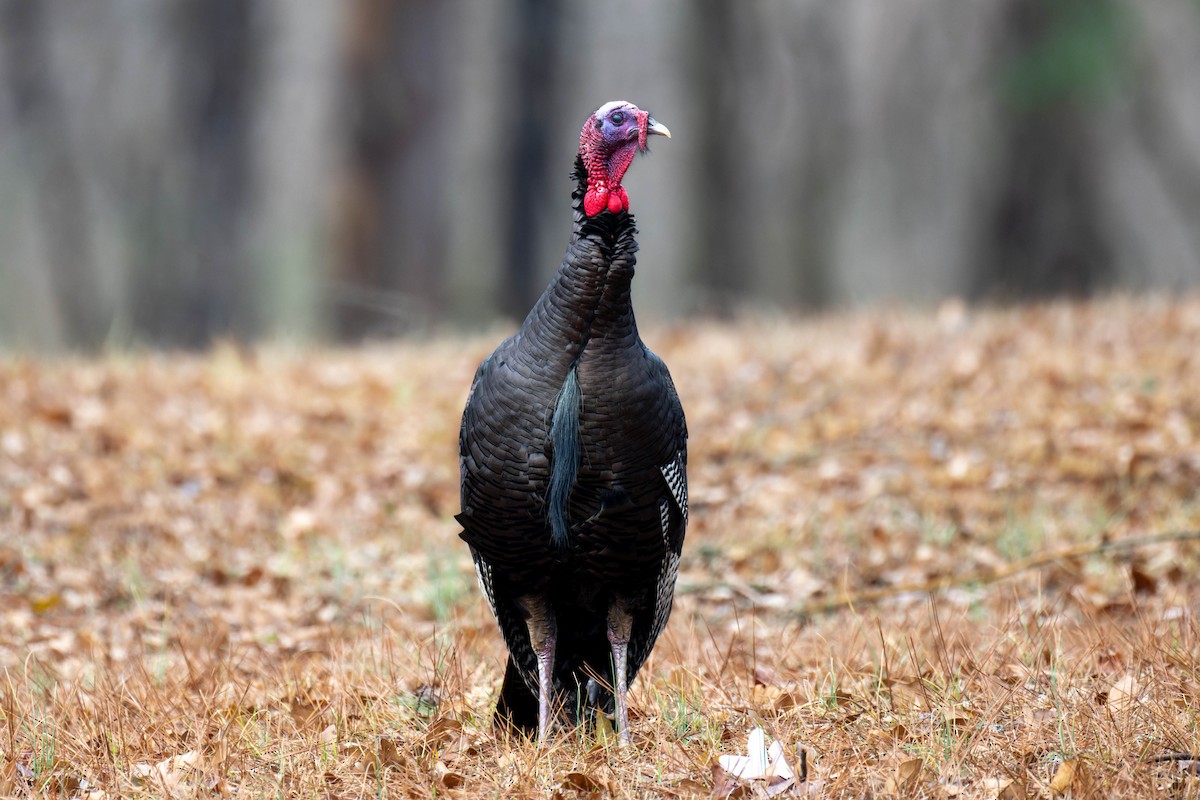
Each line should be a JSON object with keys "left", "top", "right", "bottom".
{"left": 607, "top": 601, "right": 634, "bottom": 745}
{"left": 519, "top": 594, "right": 557, "bottom": 743}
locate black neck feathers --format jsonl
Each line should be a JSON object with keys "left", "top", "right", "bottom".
{"left": 515, "top": 159, "right": 642, "bottom": 363}
{"left": 569, "top": 156, "right": 639, "bottom": 270}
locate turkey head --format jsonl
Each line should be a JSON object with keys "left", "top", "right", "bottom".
{"left": 579, "top": 100, "right": 671, "bottom": 217}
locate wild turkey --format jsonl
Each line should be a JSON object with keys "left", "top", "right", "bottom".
{"left": 457, "top": 101, "right": 686, "bottom": 744}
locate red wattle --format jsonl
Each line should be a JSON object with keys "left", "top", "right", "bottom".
{"left": 583, "top": 182, "right": 630, "bottom": 217}
{"left": 584, "top": 186, "right": 607, "bottom": 217}
{"left": 614, "top": 186, "right": 630, "bottom": 212}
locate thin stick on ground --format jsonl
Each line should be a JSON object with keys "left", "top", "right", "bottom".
{"left": 790, "top": 529, "right": 1200, "bottom": 617}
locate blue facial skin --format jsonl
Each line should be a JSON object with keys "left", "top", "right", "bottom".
{"left": 600, "top": 108, "right": 638, "bottom": 146}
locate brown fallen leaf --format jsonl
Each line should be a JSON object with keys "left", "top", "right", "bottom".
{"left": 884, "top": 758, "right": 926, "bottom": 795}
{"left": 35, "top": 404, "right": 73, "bottom": 427}
{"left": 994, "top": 662, "right": 1028, "bottom": 685}
{"left": 1107, "top": 673, "right": 1139, "bottom": 716}
{"left": 867, "top": 724, "right": 910, "bottom": 748}
{"left": 434, "top": 760, "right": 466, "bottom": 789}
{"left": 942, "top": 707, "right": 977, "bottom": 731}
{"left": 1000, "top": 780, "right": 1027, "bottom": 800}
{"left": 287, "top": 695, "right": 329, "bottom": 730}
{"left": 981, "top": 776, "right": 1027, "bottom": 800}
{"left": 1049, "top": 758, "right": 1090, "bottom": 796}
{"left": 377, "top": 736, "right": 406, "bottom": 768}
{"left": 752, "top": 685, "right": 801, "bottom": 714}
{"left": 131, "top": 750, "right": 203, "bottom": 793}
{"left": 339, "top": 742, "right": 375, "bottom": 776}
{"left": 672, "top": 777, "right": 709, "bottom": 796}
{"left": 550, "top": 770, "right": 619, "bottom": 799}
{"left": 339, "top": 736, "right": 409, "bottom": 778}
{"left": 561, "top": 771, "right": 608, "bottom": 793}
{"left": 709, "top": 763, "right": 753, "bottom": 799}
{"left": 424, "top": 716, "right": 464, "bottom": 745}
{"left": 1129, "top": 562, "right": 1157, "bottom": 595}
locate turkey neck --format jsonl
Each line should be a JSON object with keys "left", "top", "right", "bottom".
{"left": 518, "top": 157, "right": 641, "bottom": 372}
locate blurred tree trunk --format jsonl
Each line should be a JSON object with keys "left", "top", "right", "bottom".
{"left": 977, "top": 107, "right": 1112, "bottom": 297}
{"left": 689, "top": 0, "right": 746, "bottom": 315}
{"left": 500, "top": 0, "right": 563, "bottom": 318}
{"left": 0, "top": 1, "right": 103, "bottom": 348}
{"left": 331, "top": 0, "right": 449, "bottom": 340}
{"left": 150, "top": 0, "right": 256, "bottom": 345}
{"left": 744, "top": 4, "right": 846, "bottom": 309}
{"left": 248, "top": 0, "right": 340, "bottom": 342}
{"left": 1098, "top": 0, "right": 1200, "bottom": 289}
{"left": 974, "top": 0, "right": 1123, "bottom": 298}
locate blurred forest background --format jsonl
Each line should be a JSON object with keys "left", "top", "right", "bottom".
{"left": 1, "top": 0, "right": 1198, "bottom": 350}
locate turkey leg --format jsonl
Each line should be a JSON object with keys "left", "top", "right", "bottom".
{"left": 607, "top": 601, "right": 634, "bottom": 745}
{"left": 519, "top": 595, "right": 557, "bottom": 743}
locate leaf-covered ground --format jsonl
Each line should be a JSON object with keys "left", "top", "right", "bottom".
{"left": 1, "top": 295, "right": 1198, "bottom": 798}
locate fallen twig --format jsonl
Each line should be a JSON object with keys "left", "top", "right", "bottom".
{"left": 788, "top": 529, "right": 1200, "bottom": 617}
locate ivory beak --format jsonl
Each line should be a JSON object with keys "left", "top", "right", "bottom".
{"left": 646, "top": 116, "right": 671, "bottom": 139}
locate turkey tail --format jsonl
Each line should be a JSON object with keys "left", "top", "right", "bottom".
{"left": 494, "top": 655, "right": 538, "bottom": 735}
{"left": 547, "top": 366, "right": 581, "bottom": 548}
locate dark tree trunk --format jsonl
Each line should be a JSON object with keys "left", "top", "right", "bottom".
{"left": 500, "top": 0, "right": 564, "bottom": 319}
{"left": 975, "top": 0, "right": 1122, "bottom": 299}
{"left": 0, "top": 1, "right": 105, "bottom": 348}
{"left": 168, "top": 0, "right": 257, "bottom": 346}
{"left": 119, "top": 0, "right": 257, "bottom": 348}
{"left": 690, "top": 0, "right": 745, "bottom": 315}
{"left": 331, "top": 0, "right": 449, "bottom": 340}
